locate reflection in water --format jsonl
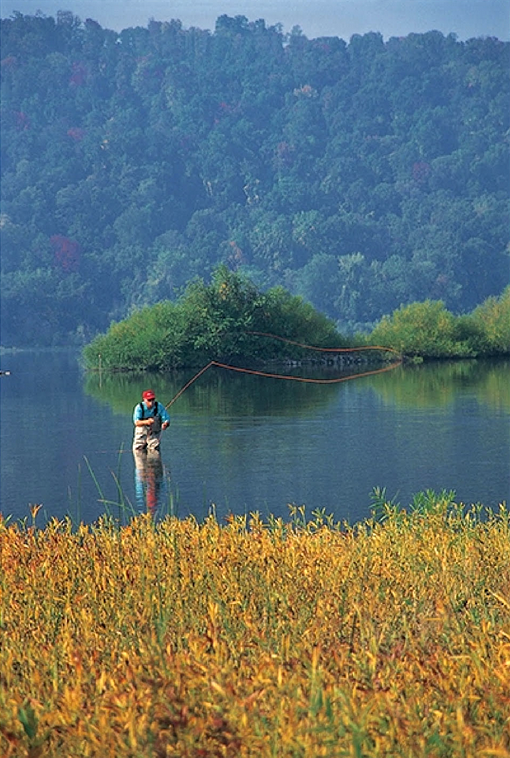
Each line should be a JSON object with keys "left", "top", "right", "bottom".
{"left": 133, "top": 450, "right": 169, "bottom": 517}
{"left": 367, "top": 359, "right": 510, "bottom": 409}
{"left": 84, "top": 363, "right": 365, "bottom": 417}
{"left": 84, "top": 359, "right": 510, "bottom": 417}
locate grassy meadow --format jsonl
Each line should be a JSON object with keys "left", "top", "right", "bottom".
{"left": 1, "top": 497, "right": 509, "bottom": 757}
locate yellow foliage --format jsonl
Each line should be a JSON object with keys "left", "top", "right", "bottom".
{"left": 1, "top": 507, "right": 509, "bottom": 757}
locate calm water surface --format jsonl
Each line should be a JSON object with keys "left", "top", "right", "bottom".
{"left": 0, "top": 349, "right": 508, "bottom": 525}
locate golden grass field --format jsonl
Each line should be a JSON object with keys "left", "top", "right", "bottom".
{"left": 1, "top": 498, "right": 509, "bottom": 757}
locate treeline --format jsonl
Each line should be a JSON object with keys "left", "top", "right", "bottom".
{"left": 1, "top": 12, "right": 509, "bottom": 346}
{"left": 83, "top": 268, "right": 510, "bottom": 370}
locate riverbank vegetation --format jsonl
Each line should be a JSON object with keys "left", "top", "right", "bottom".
{"left": 1, "top": 12, "right": 508, "bottom": 347}
{"left": 83, "top": 270, "right": 510, "bottom": 370}
{"left": 368, "top": 285, "right": 510, "bottom": 359}
{"left": 1, "top": 495, "right": 509, "bottom": 757}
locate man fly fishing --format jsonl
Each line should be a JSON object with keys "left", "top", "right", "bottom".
{"left": 132, "top": 389, "right": 170, "bottom": 453}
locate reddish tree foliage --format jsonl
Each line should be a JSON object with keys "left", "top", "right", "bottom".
{"left": 51, "top": 235, "right": 80, "bottom": 272}
{"left": 67, "top": 127, "right": 85, "bottom": 142}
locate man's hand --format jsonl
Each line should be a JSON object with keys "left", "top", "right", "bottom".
{"left": 162, "top": 421, "right": 170, "bottom": 430}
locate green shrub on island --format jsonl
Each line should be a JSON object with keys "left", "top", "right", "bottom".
{"left": 465, "top": 286, "right": 510, "bottom": 356}
{"left": 83, "top": 266, "right": 345, "bottom": 370}
{"left": 369, "top": 287, "right": 510, "bottom": 358}
{"left": 369, "top": 300, "right": 471, "bottom": 358}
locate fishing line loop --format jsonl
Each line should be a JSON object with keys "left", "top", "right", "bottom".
{"left": 165, "top": 333, "right": 402, "bottom": 409}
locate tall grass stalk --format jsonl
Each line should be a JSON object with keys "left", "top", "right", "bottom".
{"left": 1, "top": 496, "right": 509, "bottom": 757}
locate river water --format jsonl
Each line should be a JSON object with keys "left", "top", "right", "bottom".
{"left": 0, "top": 349, "right": 508, "bottom": 526}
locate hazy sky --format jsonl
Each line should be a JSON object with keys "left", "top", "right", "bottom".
{"left": 1, "top": 0, "right": 509, "bottom": 40}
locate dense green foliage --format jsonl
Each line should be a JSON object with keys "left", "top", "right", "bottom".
{"left": 83, "top": 266, "right": 344, "bottom": 369}
{"left": 84, "top": 269, "right": 510, "bottom": 370}
{"left": 369, "top": 285, "right": 510, "bottom": 357}
{"left": 1, "top": 12, "right": 509, "bottom": 346}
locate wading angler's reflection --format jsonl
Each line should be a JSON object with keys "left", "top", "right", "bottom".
{"left": 133, "top": 449, "right": 169, "bottom": 517}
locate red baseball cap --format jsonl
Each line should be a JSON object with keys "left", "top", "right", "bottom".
{"left": 142, "top": 389, "right": 156, "bottom": 400}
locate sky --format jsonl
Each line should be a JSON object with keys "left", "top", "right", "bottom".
{"left": 1, "top": 0, "right": 509, "bottom": 41}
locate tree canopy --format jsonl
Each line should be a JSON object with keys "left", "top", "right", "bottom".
{"left": 1, "top": 12, "right": 509, "bottom": 346}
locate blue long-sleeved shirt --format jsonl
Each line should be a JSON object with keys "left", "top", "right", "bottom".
{"left": 133, "top": 400, "right": 170, "bottom": 425}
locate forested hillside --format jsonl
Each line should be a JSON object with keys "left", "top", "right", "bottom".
{"left": 1, "top": 11, "right": 509, "bottom": 346}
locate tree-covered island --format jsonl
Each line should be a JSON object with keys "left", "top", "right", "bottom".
{"left": 82, "top": 267, "right": 510, "bottom": 370}
{"left": 82, "top": 266, "right": 354, "bottom": 370}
